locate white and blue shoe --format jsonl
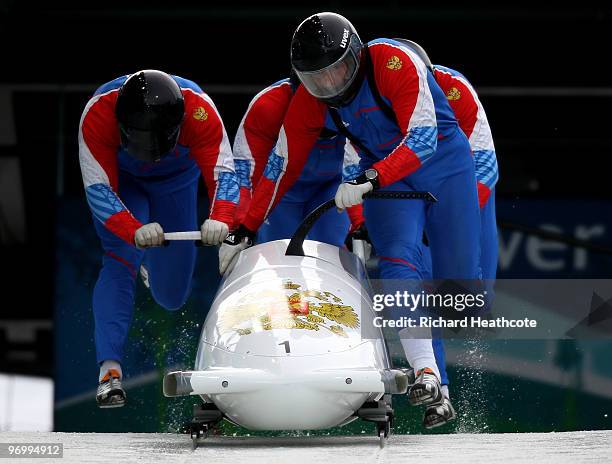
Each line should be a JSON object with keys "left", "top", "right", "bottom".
{"left": 96, "top": 369, "right": 126, "bottom": 409}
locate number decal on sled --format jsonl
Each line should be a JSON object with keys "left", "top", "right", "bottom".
{"left": 279, "top": 340, "right": 291, "bottom": 353}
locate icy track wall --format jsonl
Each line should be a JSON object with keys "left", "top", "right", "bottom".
{"left": 54, "top": 197, "right": 612, "bottom": 434}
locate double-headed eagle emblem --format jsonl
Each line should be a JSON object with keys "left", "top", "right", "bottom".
{"left": 219, "top": 280, "right": 359, "bottom": 338}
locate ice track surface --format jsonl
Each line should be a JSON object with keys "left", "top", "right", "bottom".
{"left": 1, "top": 431, "right": 611, "bottom": 463}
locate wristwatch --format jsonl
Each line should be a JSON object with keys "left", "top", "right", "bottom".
{"left": 354, "top": 168, "right": 380, "bottom": 190}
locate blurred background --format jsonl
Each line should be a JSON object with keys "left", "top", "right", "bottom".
{"left": 0, "top": 1, "right": 611, "bottom": 434}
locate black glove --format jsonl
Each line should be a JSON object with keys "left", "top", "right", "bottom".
{"left": 223, "top": 224, "right": 256, "bottom": 246}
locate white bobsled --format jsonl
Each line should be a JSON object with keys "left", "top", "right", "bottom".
{"left": 163, "top": 192, "right": 434, "bottom": 446}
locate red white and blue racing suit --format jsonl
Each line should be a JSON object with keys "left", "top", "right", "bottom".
{"left": 239, "top": 40, "right": 482, "bottom": 384}
{"left": 233, "top": 78, "right": 359, "bottom": 246}
{"left": 423, "top": 65, "right": 499, "bottom": 386}
{"left": 242, "top": 39, "right": 481, "bottom": 284}
{"left": 431, "top": 65, "right": 498, "bottom": 280}
{"left": 78, "top": 74, "right": 238, "bottom": 365}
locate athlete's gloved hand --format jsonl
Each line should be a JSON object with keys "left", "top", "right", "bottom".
{"left": 335, "top": 169, "right": 380, "bottom": 210}
{"left": 335, "top": 182, "right": 373, "bottom": 210}
{"left": 200, "top": 219, "right": 229, "bottom": 245}
{"left": 134, "top": 222, "right": 165, "bottom": 248}
{"left": 218, "top": 224, "right": 255, "bottom": 275}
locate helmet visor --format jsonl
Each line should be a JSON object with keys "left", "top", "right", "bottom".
{"left": 119, "top": 125, "right": 180, "bottom": 162}
{"left": 295, "top": 37, "right": 360, "bottom": 100}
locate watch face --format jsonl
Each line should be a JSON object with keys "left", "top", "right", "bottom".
{"left": 366, "top": 169, "right": 377, "bottom": 180}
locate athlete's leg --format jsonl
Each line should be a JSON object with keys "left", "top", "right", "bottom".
{"left": 364, "top": 184, "right": 440, "bottom": 389}
{"left": 425, "top": 173, "right": 481, "bottom": 281}
{"left": 145, "top": 176, "right": 199, "bottom": 311}
{"left": 93, "top": 173, "right": 148, "bottom": 365}
{"left": 424, "top": 185, "right": 493, "bottom": 391}
{"left": 364, "top": 183, "right": 428, "bottom": 280}
{"left": 420, "top": 243, "right": 449, "bottom": 389}
{"left": 418, "top": 141, "right": 480, "bottom": 425}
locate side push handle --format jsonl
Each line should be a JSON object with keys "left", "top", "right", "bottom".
{"left": 163, "top": 231, "right": 204, "bottom": 247}
{"left": 285, "top": 191, "right": 437, "bottom": 257}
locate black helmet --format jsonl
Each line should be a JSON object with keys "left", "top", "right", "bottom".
{"left": 394, "top": 39, "right": 433, "bottom": 72}
{"left": 291, "top": 12, "right": 364, "bottom": 107}
{"left": 115, "top": 70, "right": 185, "bottom": 162}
